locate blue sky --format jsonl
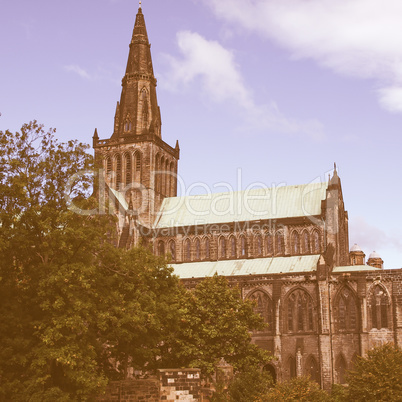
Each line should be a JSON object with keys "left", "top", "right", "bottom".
{"left": 1, "top": 0, "right": 402, "bottom": 268}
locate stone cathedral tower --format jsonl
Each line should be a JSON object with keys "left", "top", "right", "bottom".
{"left": 93, "top": 5, "right": 180, "bottom": 245}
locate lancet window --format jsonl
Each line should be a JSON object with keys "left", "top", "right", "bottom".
{"left": 248, "top": 290, "right": 274, "bottom": 333}
{"left": 275, "top": 231, "right": 284, "bottom": 255}
{"left": 184, "top": 239, "right": 191, "bottom": 262}
{"left": 292, "top": 231, "right": 300, "bottom": 255}
{"left": 336, "top": 287, "right": 358, "bottom": 332}
{"left": 302, "top": 231, "right": 310, "bottom": 254}
{"left": 286, "top": 289, "right": 314, "bottom": 333}
{"left": 370, "top": 285, "right": 389, "bottom": 329}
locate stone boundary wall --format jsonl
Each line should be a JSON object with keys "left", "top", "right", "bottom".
{"left": 96, "top": 369, "right": 203, "bottom": 401}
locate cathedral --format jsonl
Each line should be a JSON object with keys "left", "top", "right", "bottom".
{"left": 92, "top": 5, "right": 402, "bottom": 390}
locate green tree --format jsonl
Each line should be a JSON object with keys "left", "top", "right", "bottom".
{"left": 261, "top": 376, "right": 330, "bottom": 402}
{"left": 161, "top": 274, "right": 271, "bottom": 377}
{"left": 211, "top": 366, "right": 274, "bottom": 402}
{"left": 347, "top": 343, "right": 402, "bottom": 402}
{"left": 0, "top": 122, "right": 180, "bottom": 400}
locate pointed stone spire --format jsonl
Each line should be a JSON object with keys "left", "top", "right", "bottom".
{"left": 92, "top": 128, "right": 99, "bottom": 147}
{"left": 112, "top": 5, "right": 161, "bottom": 139}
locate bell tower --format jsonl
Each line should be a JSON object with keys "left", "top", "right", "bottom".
{"left": 93, "top": 4, "right": 180, "bottom": 237}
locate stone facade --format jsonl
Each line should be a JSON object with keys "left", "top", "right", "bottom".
{"left": 94, "top": 5, "right": 402, "bottom": 391}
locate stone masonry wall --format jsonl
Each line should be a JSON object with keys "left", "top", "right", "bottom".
{"left": 96, "top": 369, "right": 202, "bottom": 402}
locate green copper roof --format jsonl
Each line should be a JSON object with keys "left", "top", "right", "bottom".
{"left": 332, "top": 265, "right": 382, "bottom": 273}
{"left": 170, "top": 255, "right": 321, "bottom": 279}
{"left": 155, "top": 182, "right": 328, "bottom": 228}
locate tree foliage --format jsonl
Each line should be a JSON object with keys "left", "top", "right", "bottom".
{"left": 161, "top": 274, "right": 272, "bottom": 377}
{"left": 347, "top": 343, "right": 402, "bottom": 402}
{"left": 0, "top": 122, "right": 274, "bottom": 400}
{"left": 261, "top": 376, "right": 330, "bottom": 402}
{"left": 0, "top": 122, "right": 180, "bottom": 400}
{"left": 211, "top": 366, "right": 274, "bottom": 402}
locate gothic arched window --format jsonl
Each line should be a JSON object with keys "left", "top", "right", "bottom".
{"left": 256, "top": 235, "right": 263, "bottom": 257}
{"left": 289, "top": 356, "right": 297, "bottom": 379}
{"left": 302, "top": 230, "right": 310, "bottom": 254}
{"left": 184, "top": 239, "right": 191, "bottom": 262}
{"left": 275, "top": 231, "right": 284, "bottom": 256}
{"left": 230, "top": 236, "right": 236, "bottom": 258}
{"left": 169, "top": 240, "right": 176, "bottom": 262}
{"left": 266, "top": 233, "right": 273, "bottom": 256}
{"left": 106, "top": 157, "right": 112, "bottom": 176}
{"left": 165, "top": 159, "right": 170, "bottom": 197}
{"left": 286, "top": 289, "right": 314, "bottom": 333}
{"left": 124, "top": 119, "right": 132, "bottom": 132}
{"left": 158, "top": 240, "right": 165, "bottom": 256}
{"left": 292, "top": 231, "right": 300, "bottom": 255}
{"left": 134, "top": 151, "right": 142, "bottom": 183}
{"left": 115, "top": 154, "right": 122, "bottom": 190}
{"left": 370, "top": 285, "right": 389, "bottom": 329}
{"left": 335, "top": 355, "right": 347, "bottom": 384}
{"left": 160, "top": 156, "right": 165, "bottom": 195}
{"left": 141, "top": 88, "right": 149, "bottom": 129}
{"left": 170, "top": 162, "right": 175, "bottom": 196}
{"left": 336, "top": 287, "right": 358, "bottom": 332}
{"left": 195, "top": 238, "right": 201, "bottom": 260}
{"left": 205, "top": 237, "right": 210, "bottom": 260}
{"left": 219, "top": 237, "right": 226, "bottom": 259}
{"left": 125, "top": 153, "right": 132, "bottom": 186}
{"left": 248, "top": 290, "right": 274, "bottom": 333}
{"left": 240, "top": 235, "right": 247, "bottom": 258}
{"left": 155, "top": 154, "right": 161, "bottom": 193}
{"left": 306, "top": 356, "right": 320, "bottom": 384}
{"left": 312, "top": 230, "right": 320, "bottom": 253}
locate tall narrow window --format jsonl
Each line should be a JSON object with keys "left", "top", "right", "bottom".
{"left": 292, "top": 231, "right": 300, "bottom": 255}
{"left": 306, "top": 356, "right": 320, "bottom": 384}
{"left": 240, "top": 236, "right": 247, "bottom": 257}
{"left": 248, "top": 290, "right": 274, "bottom": 333}
{"left": 230, "top": 236, "right": 236, "bottom": 258}
{"left": 169, "top": 240, "right": 176, "bottom": 262}
{"left": 195, "top": 238, "right": 201, "bottom": 260}
{"left": 220, "top": 237, "right": 226, "bottom": 259}
{"left": 106, "top": 157, "right": 112, "bottom": 176}
{"left": 275, "top": 231, "right": 284, "bottom": 255}
{"left": 336, "top": 287, "right": 358, "bottom": 332}
{"left": 371, "top": 285, "right": 389, "bottom": 329}
{"left": 289, "top": 356, "right": 297, "bottom": 379}
{"left": 184, "top": 239, "right": 191, "bottom": 262}
{"left": 141, "top": 88, "right": 149, "bottom": 129}
{"left": 165, "top": 159, "right": 170, "bottom": 197}
{"left": 302, "top": 231, "right": 310, "bottom": 254}
{"left": 205, "top": 238, "right": 210, "bottom": 260}
{"left": 155, "top": 154, "right": 160, "bottom": 193}
{"left": 335, "top": 355, "right": 347, "bottom": 384}
{"left": 170, "top": 162, "right": 175, "bottom": 196}
{"left": 124, "top": 119, "right": 132, "bottom": 132}
{"left": 266, "top": 233, "right": 273, "bottom": 255}
{"left": 256, "top": 235, "right": 262, "bottom": 256}
{"left": 312, "top": 230, "right": 320, "bottom": 253}
{"left": 116, "top": 154, "right": 122, "bottom": 190}
{"left": 125, "top": 153, "right": 132, "bottom": 186}
{"left": 160, "top": 156, "right": 165, "bottom": 195}
{"left": 158, "top": 240, "right": 165, "bottom": 256}
{"left": 286, "top": 289, "right": 314, "bottom": 333}
{"left": 134, "top": 152, "right": 142, "bottom": 183}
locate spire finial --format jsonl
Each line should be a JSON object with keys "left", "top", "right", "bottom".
{"left": 139, "top": 0, "right": 142, "bottom": 8}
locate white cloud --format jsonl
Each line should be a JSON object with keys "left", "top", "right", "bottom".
{"left": 349, "top": 216, "right": 402, "bottom": 257}
{"left": 162, "top": 30, "right": 324, "bottom": 139}
{"left": 202, "top": 0, "right": 402, "bottom": 113}
{"left": 64, "top": 64, "right": 92, "bottom": 80}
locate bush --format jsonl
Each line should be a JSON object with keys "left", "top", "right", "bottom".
{"left": 347, "top": 343, "right": 402, "bottom": 402}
